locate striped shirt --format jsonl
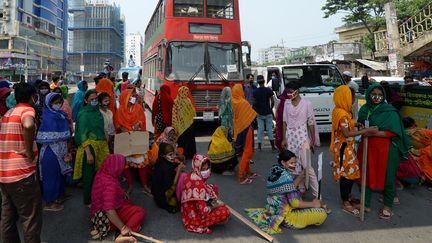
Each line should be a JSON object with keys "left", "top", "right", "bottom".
{"left": 0, "top": 104, "right": 38, "bottom": 183}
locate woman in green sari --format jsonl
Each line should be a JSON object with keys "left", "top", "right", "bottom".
{"left": 357, "top": 83, "right": 411, "bottom": 219}
{"left": 74, "top": 89, "right": 109, "bottom": 205}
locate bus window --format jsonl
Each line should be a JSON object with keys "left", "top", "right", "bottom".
{"left": 208, "top": 43, "right": 243, "bottom": 81}
{"left": 166, "top": 42, "right": 206, "bottom": 81}
{"left": 207, "top": 0, "right": 234, "bottom": 19}
{"left": 174, "top": 0, "right": 204, "bottom": 17}
{"left": 282, "top": 66, "right": 343, "bottom": 93}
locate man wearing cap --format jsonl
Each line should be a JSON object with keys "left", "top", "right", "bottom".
{"left": 253, "top": 75, "right": 276, "bottom": 152}
{"left": 343, "top": 71, "right": 359, "bottom": 93}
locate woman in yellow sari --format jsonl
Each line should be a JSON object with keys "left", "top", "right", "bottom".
{"left": 208, "top": 126, "right": 238, "bottom": 175}
{"left": 172, "top": 86, "right": 196, "bottom": 160}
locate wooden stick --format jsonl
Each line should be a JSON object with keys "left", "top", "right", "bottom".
{"left": 360, "top": 137, "right": 369, "bottom": 222}
{"left": 305, "top": 148, "right": 311, "bottom": 189}
{"left": 131, "top": 232, "right": 164, "bottom": 243}
{"left": 226, "top": 205, "right": 274, "bottom": 243}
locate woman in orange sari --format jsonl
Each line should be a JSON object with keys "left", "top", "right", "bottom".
{"left": 408, "top": 127, "right": 432, "bottom": 184}
{"left": 232, "top": 84, "right": 257, "bottom": 184}
{"left": 96, "top": 78, "right": 116, "bottom": 114}
{"left": 114, "top": 89, "right": 149, "bottom": 194}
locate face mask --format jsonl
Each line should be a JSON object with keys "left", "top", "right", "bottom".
{"left": 90, "top": 100, "right": 99, "bottom": 107}
{"left": 371, "top": 95, "right": 383, "bottom": 103}
{"left": 101, "top": 103, "right": 110, "bottom": 108}
{"left": 40, "top": 89, "right": 49, "bottom": 95}
{"left": 287, "top": 91, "right": 298, "bottom": 100}
{"left": 52, "top": 104, "right": 62, "bottom": 111}
{"left": 129, "top": 96, "right": 137, "bottom": 104}
{"left": 200, "top": 169, "right": 211, "bottom": 179}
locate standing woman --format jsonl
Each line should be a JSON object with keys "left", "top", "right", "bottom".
{"left": 172, "top": 86, "right": 197, "bottom": 160}
{"left": 281, "top": 81, "right": 320, "bottom": 197}
{"left": 96, "top": 78, "right": 116, "bottom": 114}
{"left": 232, "top": 84, "right": 257, "bottom": 184}
{"left": 114, "top": 89, "right": 148, "bottom": 194}
{"left": 152, "top": 85, "right": 173, "bottom": 139}
{"left": 218, "top": 87, "right": 234, "bottom": 138}
{"left": 36, "top": 93, "right": 73, "bottom": 211}
{"left": 357, "top": 83, "right": 411, "bottom": 219}
{"left": 72, "top": 80, "right": 88, "bottom": 122}
{"left": 330, "top": 85, "right": 377, "bottom": 216}
{"left": 74, "top": 89, "right": 109, "bottom": 205}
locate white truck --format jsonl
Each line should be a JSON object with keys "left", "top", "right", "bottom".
{"left": 266, "top": 64, "right": 345, "bottom": 133}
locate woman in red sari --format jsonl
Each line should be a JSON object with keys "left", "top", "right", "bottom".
{"left": 181, "top": 155, "right": 230, "bottom": 234}
{"left": 152, "top": 85, "right": 173, "bottom": 139}
{"left": 114, "top": 89, "right": 149, "bottom": 194}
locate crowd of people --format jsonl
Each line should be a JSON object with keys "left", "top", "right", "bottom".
{"left": 0, "top": 70, "right": 431, "bottom": 242}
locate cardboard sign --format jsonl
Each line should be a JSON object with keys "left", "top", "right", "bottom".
{"left": 114, "top": 131, "right": 149, "bottom": 157}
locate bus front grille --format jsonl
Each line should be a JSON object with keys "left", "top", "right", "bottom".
{"left": 191, "top": 90, "right": 221, "bottom": 109}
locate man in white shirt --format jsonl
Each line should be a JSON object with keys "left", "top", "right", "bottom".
{"left": 343, "top": 71, "right": 359, "bottom": 93}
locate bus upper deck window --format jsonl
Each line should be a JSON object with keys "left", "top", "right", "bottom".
{"left": 174, "top": 0, "right": 204, "bottom": 17}
{"left": 207, "top": 0, "right": 234, "bottom": 19}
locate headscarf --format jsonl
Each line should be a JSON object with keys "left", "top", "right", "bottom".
{"left": 156, "top": 127, "right": 177, "bottom": 146}
{"left": 96, "top": 78, "right": 115, "bottom": 114}
{"left": 231, "top": 84, "right": 257, "bottom": 140}
{"left": 181, "top": 154, "right": 218, "bottom": 204}
{"left": 74, "top": 90, "right": 106, "bottom": 146}
{"left": 275, "top": 89, "right": 288, "bottom": 150}
{"left": 358, "top": 83, "right": 411, "bottom": 159}
{"left": 36, "top": 93, "right": 70, "bottom": 143}
{"left": 152, "top": 85, "right": 174, "bottom": 128}
{"left": 36, "top": 93, "right": 72, "bottom": 177}
{"left": 208, "top": 126, "right": 235, "bottom": 163}
{"left": 72, "top": 80, "right": 87, "bottom": 121}
{"left": 0, "top": 80, "right": 9, "bottom": 88}
{"left": 218, "top": 87, "right": 234, "bottom": 138}
{"left": 60, "top": 85, "right": 70, "bottom": 102}
{"left": 114, "top": 89, "right": 146, "bottom": 132}
{"left": 172, "top": 86, "right": 196, "bottom": 137}
{"left": 90, "top": 154, "right": 126, "bottom": 216}
{"left": 330, "top": 85, "right": 354, "bottom": 152}
{"left": 0, "top": 87, "right": 11, "bottom": 116}
{"left": 266, "top": 164, "right": 297, "bottom": 195}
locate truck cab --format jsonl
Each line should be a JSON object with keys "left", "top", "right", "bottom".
{"left": 266, "top": 64, "right": 345, "bottom": 133}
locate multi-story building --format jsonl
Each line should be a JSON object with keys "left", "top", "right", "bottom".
{"left": 258, "top": 45, "right": 290, "bottom": 65}
{"left": 0, "top": 0, "right": 68, "bottom": 81}
{"left": 67, "top": 0, "right": 124, "bottom": 77}
{"left": 125, "top": 32, "right": 143, "bottom": 67}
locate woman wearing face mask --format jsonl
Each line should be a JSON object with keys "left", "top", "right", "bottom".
{"left": 245, "top": 150, "right": 327, "bottom": 234}
{"left": 96, "top": 78, "right": 116, "bottom": 114}
{"left": 36, "top": 93, "right": 73, "bottom": 211}
{"left": 281, "top": 81, "right": 321, "bottom": 198}
{"left": 151, "top": 143, "right": 185, "bottom": 213}
{"left": 181, "top": 154, "right": 230, "bottom": 234}
{"left": 53, "top": 87, "right": 73, "bottom": 133}
{"left": 357, "top": 83, "right": 411, "bottom": 219}
{"left": 72, "top": 80, "right": 88, "bottom": 122}
{"left": 74, "top": 89, "right": 109, "bottom": 205}
{"left": 98, "top": 92, "right": 115, "bottom": 153}
{"left": 115, "top": 89, "right": 148, "bottom": 195}
{"left": 172, "top": 86, "right": 197, "bottom": 160}
{"left": 35, "top": 81, "right": 51, "bottom": 128}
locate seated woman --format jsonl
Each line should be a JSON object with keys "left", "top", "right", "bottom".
{"left": 245, "top": 150, "right": 327, "bottom": 234}
{"left": 181, "top": 155, "right": 230, "bottom": 234}
{"left": 208, "top": 126, "right": 239, "bottom": 175}
{"left": 151, "top": 143, "right": 185, "bottom": 213}
{"left": 90, "top": 154, "right": 145, "bottom": 240}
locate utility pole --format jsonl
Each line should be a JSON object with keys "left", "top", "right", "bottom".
{"left": 281, "top": 39, "right": 287, "bottom": 65}
{"left": 25, "top": 36, "right": 28, "bottom": 83}
{"left": 385, "top": 1, "right": 405, "bottom": 76}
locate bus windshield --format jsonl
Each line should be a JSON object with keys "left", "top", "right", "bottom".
{"left": 282, "top": 66, "right": 343, "bottom": 93}
{"left": 166, "top": 41, "right": 243, "bottom": 82}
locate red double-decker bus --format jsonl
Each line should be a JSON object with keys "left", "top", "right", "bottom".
{"left": 143, "top": 0, "right": 250, "bottom": 121}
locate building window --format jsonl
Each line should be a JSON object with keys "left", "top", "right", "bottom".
{"left": 173, "top": 0, "right": 204, "bottom": 17}
{"left": 27, "top": 16, "right": 32, "bottom": 24}
{"left": 0, "top": 40, "right": 9, "bottom": 49}
{"left": 207, "top": 0, "right": 234, "bottom": 19}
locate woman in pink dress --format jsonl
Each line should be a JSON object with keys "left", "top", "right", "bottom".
{"left": 281, "top": 81, "right": 320, "bottom": 198}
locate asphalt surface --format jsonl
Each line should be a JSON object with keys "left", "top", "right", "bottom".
{"left": 37, "top": 112, "right": 432, "bottom": 243}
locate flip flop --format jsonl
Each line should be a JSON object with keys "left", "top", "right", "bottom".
{"left": 342, "top": 204, "right": 359, "bottom": 217}
{"left": 43, "top": 204, "right": 64, "bottom": 212}
{"left": 379, "top": 208, "right": 394, "bottom": 220}
{"left": 248, "top": 173, "right": 260, "bottom": 179}
{"left": 239, "top": 178, "right": 253, "bottom": 185}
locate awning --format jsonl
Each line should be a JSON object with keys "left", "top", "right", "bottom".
{"left": 356, "top": 59, "right": 387, "bottom": 71}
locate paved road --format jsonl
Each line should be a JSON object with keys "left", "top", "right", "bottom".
{"left": 40, "top": 120, "right": 432, "bottom": 243}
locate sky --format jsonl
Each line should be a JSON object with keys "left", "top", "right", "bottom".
{"left": 115, "top": 0, "right": 345, "bottom": 60}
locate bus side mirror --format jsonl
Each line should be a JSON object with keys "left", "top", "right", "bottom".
{"left": 272, "top": 78, "right": 280, "bottom": 92}
{"left": 246, "top": 53, "right": 251, "bottom": 67}
{"left": 242, "top": 41, "right": 251, "bottom": 67}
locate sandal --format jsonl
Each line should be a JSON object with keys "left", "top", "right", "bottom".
{"left": 379, "top": 208, "right": 393, "bottom": 220}
{"left": 342, "top": 203, "right": 359, "bottom": 217}
{"left": 248, "top": 173, "right": 260, "bottom": 179}
{"left": 239, "top": 178, "right": 253, "bottom": 185}
{"left": 44, "top": 203, "right": 64, "bottom": 212}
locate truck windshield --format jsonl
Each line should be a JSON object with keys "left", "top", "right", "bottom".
{"left": 166, "top": 41, "right": 243, "bottom": 82}
{"left": 282, "top": 66, "right": 343, "bottom": 93}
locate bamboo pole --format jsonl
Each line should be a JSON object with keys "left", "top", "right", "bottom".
{"left": 131, "top": 232, "right": 164, "bottom": 243}
{"left": 360, "top": 137, "right": 369, "bottom": 222}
